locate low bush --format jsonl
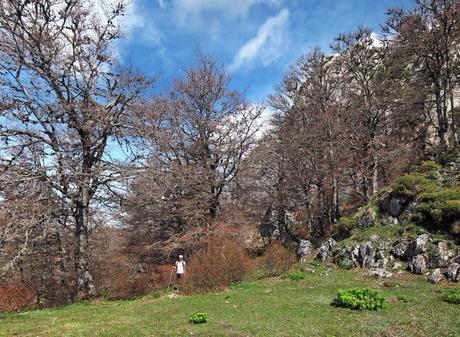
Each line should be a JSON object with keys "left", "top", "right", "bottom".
{"left": 0, "top": 283, "right": 35, "bottom": 312}
{"left": 439, "top": 148, "right": 458, "bottom": 166}
{"left": 281, "top": 271, "right": 305, "bottom": 281}
{"left": 332, "top": 216, "right": 355, "bottom": 240}
{"left": 391, "top": 174, "right": 436, "bottom": 198}
{"left": 189, "top": 312, "right": 208, "bottom": 324}
{"left": 309, "top": 259, "right": 320, "bottom": 267}
{"left": 332, "top": 288, "right": 385, "bottom": 311}
{"left": 257, "top": 243, "right": 296, "bottom": 277}
{"left": 440, "top": 288, "right": 460, "bottom": 304}
{"left": 183, "top": 236, "right": 253, "bottom": 293}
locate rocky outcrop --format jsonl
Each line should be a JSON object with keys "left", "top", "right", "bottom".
{"left": 428, "top": 241, "right": 455, "bottom": 268}
{"left": 316, "top": 238, "right": 336, "bottom": 262}
{"left": 379, "top": 192, "right": 407, "bottom": 218}
{"left": 408, "top": 255, "right": 427, "bottom": 275}
{"left": 447, "top": 263, "right": 460, "bottom": 282}
{"left": 428, "top": 268, "right": 445, "bottom": 283}
{"left": 368, "top": 268, "right": 393, "bottom": 278}
{"left": 296, "top": 239, "right": 313, "bottom": 261}
{"left": 405, "top": 234, "right": 430, "bottom": 259}
{"left": 391, "top": 240, "right": 409, "bottom": 259}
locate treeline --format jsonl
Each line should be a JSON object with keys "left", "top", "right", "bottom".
{"left": 0, "top": 0, "right": 459, "bottom": 308}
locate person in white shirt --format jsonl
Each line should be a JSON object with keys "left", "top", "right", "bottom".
{"left": 174, "top": 254, "right": 186, "bottom": 280}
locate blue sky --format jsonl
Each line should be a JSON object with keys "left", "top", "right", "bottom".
{"left": 115, "top": 0, "right": 415, "bottom": 103}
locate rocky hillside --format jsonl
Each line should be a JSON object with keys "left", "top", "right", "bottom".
{"left": 298, "top": 159, "right": 460, "bottom": 284}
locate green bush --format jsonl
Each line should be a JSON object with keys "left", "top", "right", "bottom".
{"left": 281, "top": 271, "right": 305, "bottom": 281}
{"left": 309, "top": 259, "right": 320, "bottom": 267}
{"left": 439, "top": 148, "right": 458, "bottom": 166}
{"left": 418, "top": 161, "right": 442, "bottom": 172}
{"left": 332, "top": 288, "right": 385, "bottom": 311}
{"left": 189, "top": 312, "right": 208, "bottom": 324}
{"left": 391, "top": 174, "right": 436, "bottom": 198}
{"left": 440, "top": 288, "right": 460, "bottom": 304}
{"left": 333, "top": 216, "right": 356, "bottom": 240}
{"left": 339, "top": 259, "right": 354, "bottom": 270}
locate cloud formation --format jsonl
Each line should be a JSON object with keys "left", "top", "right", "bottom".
{"left": 230, "top": 8, "right": 289, "bottom": 71}
{"left": 172, "top": 0, "right": 280, "bottom": 23}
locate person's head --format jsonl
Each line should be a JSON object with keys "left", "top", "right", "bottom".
{"left": 179, "top": 254, "right": 183, "bottom": 260}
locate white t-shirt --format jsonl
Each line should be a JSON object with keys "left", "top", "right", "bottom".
{"left": 176, "top": 260, "right": 186, "bottom": 274}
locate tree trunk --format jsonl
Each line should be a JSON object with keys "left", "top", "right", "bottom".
{"left": 73, "top": 182, "right": 95, "bottom": 301}
{"left": 372, "top": 153, "right": 378, "bottom": 197}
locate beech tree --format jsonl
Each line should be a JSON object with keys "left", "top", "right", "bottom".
{"left": 0, "top": 0, "right": 148, "bottom": 300}
{"left": 384, "top": 0, "right": 460, "bottom": 150}
{"left": 125, "top": 55, "right": 261, "bottom": 258}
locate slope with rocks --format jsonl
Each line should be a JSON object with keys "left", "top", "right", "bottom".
{"left": 302, "top": 160, "right": 460, "bottom": 283}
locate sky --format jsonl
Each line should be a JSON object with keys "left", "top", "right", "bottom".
{"left": 115, "top": 0, "right": 416, "bottom": 103}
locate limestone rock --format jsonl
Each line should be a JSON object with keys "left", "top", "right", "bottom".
{"left": 391, "top": 241, "right": 409, "bottom": 259}
{"left": 428, "top": 241, "right": 455, "bottom": 268}
{"left": 296, "top": 239, "right": 313, "bottom": 261}
{"left": 367, "top": 268, "right": 393, "bottom": 278}
{"left": 447, "top": 263, "right": 460, "bottom": 282}
{"left": 392, "top": 262, "right": 402, "bottom": 270}
{"left": 380, "top": 193, "right": 406, "bottom": 217}
{"left": 406, "top": 234, "right": 431, "bottom": 259}
{"left": 428, "top": 268, "right": 445, "bottom": 284}
{"left": 408, "top": 255, "right": 427, "bottom": 275}
{"left": 316, "top": 238, "right": 336, "bottom": 262}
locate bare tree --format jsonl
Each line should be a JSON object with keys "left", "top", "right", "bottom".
{"left": 0, "top": 0, "right": 149, "bottom": 300}
{"left": 125, "top": 55, "right": 261, "bottom": 259}
{"left": 384, "top": 0, "right": 460, "bottom": 151}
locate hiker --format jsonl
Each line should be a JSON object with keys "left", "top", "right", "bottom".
{"left": 174, "top": 254, "right": 186, "bottom": 280}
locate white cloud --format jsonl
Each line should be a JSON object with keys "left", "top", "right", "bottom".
{"left": 122, "top": 1, "right": 164, "bottom": 45}
{"left": 158, "top": 0, "right": 166, "bottom": 9}
{"left": 173, "top": 0, "right": 280, "bottom": 24}
{"left": 230, "top": 8, "right": 289, "bottom": 71}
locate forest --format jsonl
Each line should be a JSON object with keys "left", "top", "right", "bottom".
{"left": 0, "top": 0, "right": 459, "bottom": 311}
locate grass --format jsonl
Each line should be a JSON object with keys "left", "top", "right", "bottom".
{"left": 0, "top": 267, "right": 459, "bottom": 337}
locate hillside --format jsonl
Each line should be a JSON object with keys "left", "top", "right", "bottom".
{"left": 0, "top": 266, "right": 458, "bottom": 337}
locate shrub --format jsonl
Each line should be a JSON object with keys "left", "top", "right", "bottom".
{"left": 440, "top": 288, "right": 460, "bottom": 304}
{"left": 0, "top": 283, "right": 35, "bottom": 312}
{"left": 107, "top": 269, "right": 157, "bottom": 300}
{"left": 391, "top": 174, "right": 436, "bottom": 198}
{"left": 309, "top": 259, "right": 320, "bottom": 267}
{"left": 189, "top": 312, "right": 208, "bottom": 324}
{"left": 439, "top": 148, "right": 458, "bottom": 166}
{"left": 332, "top": 216, "right": 355, "bottom": 240}
{"left": 257, "top": 243, "right": 296, "bottom": 277}
{"left": 183, "top": 236, "right": 253, "bottom": 293}
{"left": 332, "top": 288, "right": 385, "bottom": 311}
{"left": 281, "top": 271, "right": 305, "bottom": 281}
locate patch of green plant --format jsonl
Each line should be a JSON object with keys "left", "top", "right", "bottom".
{"left": 230, "top": 281, "right": 254, "bottom": 290}
{"left": 339, "top": 259, "right": 353, "bottom": 270}
{"left": 391, "top": 174, "right": 437, "bottom": 198}
{"left": 281, "top": 271, "right": 305, "bottom": 281}
{"left": 332, "top": 216, "right": 356, "bottom": 240}
{"left": 439, "top": 148, "right": 459, "bottom": 166}
{"left": 188, "top": 312, "right": 208, "bottom": 324}
{"left": 417, "top": 161, "right": 442, "bottom": 172}
{"left": 440, "top": 288, "right": 460, "bottom": 304}
{"left": 397, "top": 295, "right": 411, "bottom": 303}
{"left": 332, "top": 288, "right": 385, "bottom": 311}
{"left": 309, "top": 259, "right": 320, "bottom": 267}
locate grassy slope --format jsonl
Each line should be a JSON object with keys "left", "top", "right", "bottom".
{"left": 1, "top": 267, "right": 459, "bottom": 337}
